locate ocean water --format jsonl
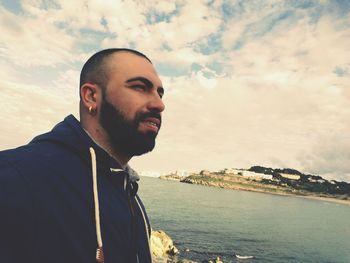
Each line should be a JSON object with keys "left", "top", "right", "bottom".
{"left": 138, "top": 177, "right": 350, "bottom": 263}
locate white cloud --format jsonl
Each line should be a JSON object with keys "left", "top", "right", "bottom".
{"left": 2, "top": 0, "right": 223, "bottom": 70}
{"left": 298, "top": 132, "right": 350, "bottom": 182}
{"left": 146, "top": 0, "right": 177, "bottom": 13}
{"left": 1, "top": 0, "right": 349, "bottom": 182}
{"left": 52, "top": 69, "right": 80, "bottom": 95}
{"left": 132, "top": 68, "right": 350, "bottom": 179}
{"left": 0, "top": 80, "right": 78, "bottom": 149}
{"left": 101, "top": 0, "right": 222, "bottom": 68}
{"left": 132, "top": 10, "right": 350, "bottom": 178}
{"left": 0, "top": 6, "right": 77, "bottom": 67}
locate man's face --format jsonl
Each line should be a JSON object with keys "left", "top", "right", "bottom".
{"left": 99, "top": 52, "right": 165, "bottom": 156}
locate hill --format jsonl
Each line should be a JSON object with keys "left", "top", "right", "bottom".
{"left": 159, "top": 166, "right": 350, "bottom": 204}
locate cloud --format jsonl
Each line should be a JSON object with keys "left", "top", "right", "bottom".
{"left": 0, "top": 6, "right": 77, "bottom": 67}
{"left": 132, "top": 66, "right": 350, "bottom": 178}
{"left": 1, "top": 0, "right": 349, "bottom": 182}
{"left": 53, "top": 69, "right": 80, "bottom": 92}
{"left": 131, "top": 9, "right": 350, "bottom": 177}
{"left": 0, "top": 80, "right": 78, "bottom": 149}
{"left": 101, "top": 0, "right": 223, "bottom": 69}
{"left": 298, "top": 132, "right": 350, "bottom": 182}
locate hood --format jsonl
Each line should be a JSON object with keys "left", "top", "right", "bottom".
{"left": 30, "top": 114, "right": 140, "bottom": 182}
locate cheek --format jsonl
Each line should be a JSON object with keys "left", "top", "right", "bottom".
{"left": 122, "top": 104, "right": 143, "bottom": 121}
{"left": 108, "top": 92, "right": 146, "bottom": 120}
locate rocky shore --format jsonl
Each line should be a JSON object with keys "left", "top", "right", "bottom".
{"left": 150, "top": 230, "right": 223, "bottom": 263}
{"left": 150, "top": 230, "right": 179, "bottom": 262}
{"left": 159, "top": 166, "right": 350, "bottom": 205}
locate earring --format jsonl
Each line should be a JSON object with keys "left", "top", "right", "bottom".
{"left": 89, "top": 106, "right": 93, "bottom": 113}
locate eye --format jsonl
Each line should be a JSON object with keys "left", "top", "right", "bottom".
{"left": 132, "top": 85, "right": 146, "bottom": 91}
{"left": 158, "top": 88, "right": 164, "bottom": 98}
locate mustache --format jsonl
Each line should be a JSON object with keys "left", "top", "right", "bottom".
{"left": 139, "top": 111, "right": 162, "bottom": 123}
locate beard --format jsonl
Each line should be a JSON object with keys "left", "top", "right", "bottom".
{"left": 99, "top": 95, "right": 161, "bottom": 157}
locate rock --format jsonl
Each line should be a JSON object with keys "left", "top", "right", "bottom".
{"left": 150, "top": 230, "right": 200, "bottom": 263}
{"left": 150, "top": 230, "right": 179, "bottom": 260}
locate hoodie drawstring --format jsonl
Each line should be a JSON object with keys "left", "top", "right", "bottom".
{"left": 89, "top": 147, "right": 152, "bottom": 263}
{"left": 90, "top": 147, "right": 104, "bottom": 263}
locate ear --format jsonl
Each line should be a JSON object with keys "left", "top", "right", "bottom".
{"left": 80, "top": 83, "right": 99, "bottom": 109}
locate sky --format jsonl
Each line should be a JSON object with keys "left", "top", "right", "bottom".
{"left": 0, "top": 0, "right": 349, "bottom": 182}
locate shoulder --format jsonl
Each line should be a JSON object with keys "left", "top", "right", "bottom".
{"left": 0, "top": 147, "right": 24, "bottom": 179}
{"left": 0, "top": 144, "right": 43, "bottom": 176}
{"left": 0, "top": 144, "right": 39, "bottom": 183}
{"left": 0, "top": 143, "right": 60, "bottom": 190}
{"left": 0, "top": 147, "right": 35, "bottom": 210}
{"left": 0, "top": 140, "right": 78, "bottom": 173}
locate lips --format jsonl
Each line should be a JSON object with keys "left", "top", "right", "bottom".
{"left": 140, "top": 117, "right": 161, "bottom": 132}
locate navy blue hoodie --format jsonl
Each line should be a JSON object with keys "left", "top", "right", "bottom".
{"left": 0, "top": 115, "right": 152, "bottom": 263}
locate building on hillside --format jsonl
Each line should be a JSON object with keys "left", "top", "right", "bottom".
{"left": 280, "top": 173, "right": 300, "bottom": 180}
{"left": 308, "top": 178, "right": 326, "bottom": 183}
{"left": 219, "top": 168, "right": 273, "bottom": 180}
{"left": 242, "top": 170, "right": 273, "bottom": 180}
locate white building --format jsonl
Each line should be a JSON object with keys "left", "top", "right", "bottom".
{"left": 280, "top": 173, "right": 300, "bottom": 180}
{"left": 221, "top": 168, "right": 273, "bottom": 180}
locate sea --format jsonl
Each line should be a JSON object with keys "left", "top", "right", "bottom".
{"left": 138, "top": 176, "right": 350, "bottom": 263}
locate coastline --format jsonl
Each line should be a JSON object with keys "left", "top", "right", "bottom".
{"left": 159, "top": 174, "right": 350, "bottom": 206}
{"left": 293, "top": 194, "right": 350, "bottom": 206}
{"left": 234, "top": 186, "right": 350, "bottom": 206}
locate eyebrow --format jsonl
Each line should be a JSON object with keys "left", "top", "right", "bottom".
{"left": 126, "top": 77, "right": 153, "bottom": 88}
{"left": 126, "top": 76, "right": 164, "bottom": 96}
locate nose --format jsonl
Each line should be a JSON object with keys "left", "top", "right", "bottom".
{"left": 147, "top": 93, "right": 165, "bottom": 113}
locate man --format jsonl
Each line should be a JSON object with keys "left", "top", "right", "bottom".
{"left": 0, "top": 48, "right": 165, "bottom": 263}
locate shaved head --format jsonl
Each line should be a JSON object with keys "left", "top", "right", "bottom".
{"left": 79, "top": 48, "right": 152, "bottom": 94}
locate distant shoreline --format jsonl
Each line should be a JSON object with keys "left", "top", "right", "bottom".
{"left": 288, "top": 194, "right": 350, "bottom": 206}
{"left": 159, "top": 174, "right": 350, "bottom": 206}
{"left": 232, "top": 185, "right": 350, "bottom": 206}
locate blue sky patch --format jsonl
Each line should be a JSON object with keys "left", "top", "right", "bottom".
{"left": 100, "top": 17, "right": 108, "bottom": 29}
{"left": 334, "top": 0, "right": 350, "bottom": 14}
{"left": 1, "top": 0, "right": 23, "bottom": 14}
{"left": 288, "top": 0, "right": 316, "bottom": 10}
{"left": 221, "top": 0, "right": 244, "bottom": 22}
{"left": 160, "top": 43, "right": 172, "bottom": 52}
{"left": 145, "top": 4, "right": 180, "bottom": 25}
{"left": 78, "top": 29, "right": 116, "bottom": 52}
{"left": 38, "top": 0, "right": 60, "bottom": 10}
{"left": 333, "top": 67, "right": 349, "bottom": 77}
{"left": 156, "top": 63, "right": 189, "bottom": 77}
{"left": 191, "top": 63, "right": 203, "bottom": 72}
{"left": 196, "top": 33, "right": 222, "bottom": 55}
{"left": 251, "top": 10, "right": 295, "bottom": 38}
